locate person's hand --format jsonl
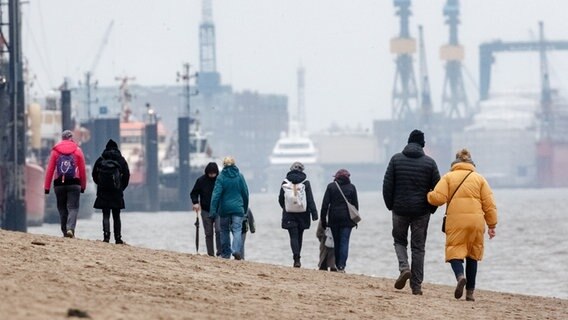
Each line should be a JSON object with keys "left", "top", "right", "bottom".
{"left": 44, "top": 189, "right": 49, "bottom": 195}
{"left": 80, "top": 189, "right": 85, "bottom": 194}
{"left": 312, "top": 215, "right": 318, "bottom": 221}
{"left": 488, "top": 228, "right": 496, "bottom": 239}
{"left": 192, "top": 203, "right": 200, "bottom": 212}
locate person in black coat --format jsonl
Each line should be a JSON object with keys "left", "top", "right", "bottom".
{"left": 190, "top": 162, "right": 220, "bottom": 256}
{"left": 382, "top": 129, "right": 440, "bottom": 295}
{"left": 92, "top": 139, "right": 130, "bottom": 244}
{"left": 321, "top": 169, "right": 358, "bottom": 273}
{"left": 278, "top": 162, "right": 318, "bottom": 268}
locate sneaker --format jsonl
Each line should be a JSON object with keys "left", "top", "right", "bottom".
{"left": 465, "top": 289, "right": 475, "bottom": 301}
{"left": 412, "top": 288, "right": 423, "bottom": 295}
{"left": 336, "top": 267, "right": 346, "bottom": 273}
{"left": 394, "top": 269, "right": 411, "bottom": 289}
{"left": 233, "top": 253, "right": 242, "bottom": 260}
{"left": 65, "top": 230, "right": 74, "bottom": 238}
{"left": 454, "top": 275, "right": 467, "bottom": 299}
{"left": 115, "top": 240, "right": 126, "bottom": 245}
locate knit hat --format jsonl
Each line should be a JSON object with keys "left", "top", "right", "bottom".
{"left": 452, "top": 148, "right": 475, "bottom": 167}
{"left": 290, "top": 161, "right": 304, "bottom": 172}
{"left": 222, "top": 156, "right": 235, "bottom": 167}
{"left": 62, "top": 130, "right": 73, "bottom": 140}
{"left": 407, "top": 129, "right": 425, "bottom": 147}
{"left": 333, "top": 168, "right": 351, "bottom": 179}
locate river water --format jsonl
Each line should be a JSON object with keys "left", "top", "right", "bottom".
{"left": 29, "top": 188, "right": 568, "bottom": 299}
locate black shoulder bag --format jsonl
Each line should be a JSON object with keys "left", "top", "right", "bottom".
{"left": 441, "top": 171, "right": 473, "bottom": 233}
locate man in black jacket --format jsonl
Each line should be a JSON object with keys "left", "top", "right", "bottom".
{"left": 382, "top": 129, "right": 440, "bottom": 295}
{"left": 190, "top": 162, "right": 220, "bottom": 256}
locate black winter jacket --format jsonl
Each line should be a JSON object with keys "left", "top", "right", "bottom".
{"left": 190, "top": 174, "right": 217, "bottom": 212}
{"left": 321, "top": 176, "right": 358, "bottom": 228}
{"left": 382, "top": 142, "right": 440, "bottom": 216}
{"left": 278, "top": 170, "right": 318, "bottom": 230}
{"left": 92, "top": 144, "right": 130, "bottom": 210}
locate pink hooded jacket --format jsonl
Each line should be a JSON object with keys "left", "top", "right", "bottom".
{"left": 43, "top": 140, "right": 87, "bottom": 192}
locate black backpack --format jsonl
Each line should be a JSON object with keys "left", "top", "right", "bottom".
{"left": 97, "top": 157, "right": 122, "bottom": 190}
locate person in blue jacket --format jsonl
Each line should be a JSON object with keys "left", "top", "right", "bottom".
{"left": 210, "top": 156, "right": 249, "bottom": 260}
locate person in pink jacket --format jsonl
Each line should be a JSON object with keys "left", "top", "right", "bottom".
{"left": 43, "top": 130, "right": 87, "bottom": 238}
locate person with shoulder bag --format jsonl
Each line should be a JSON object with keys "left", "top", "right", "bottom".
{"left": 320, "top": 169, "right": 358, "bottom": 273}
{"left": 278, "top": 162, "right": 318, "bottom": 268}
{"left": 428, "top": 148, "right": 497, "bottom": 302}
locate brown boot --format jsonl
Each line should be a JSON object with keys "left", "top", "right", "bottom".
{"left": 466, "top": 289, "right": 475, "bottom": 301}
{"left": 394, "top": 269, "right": 411, "bottom": 289}
{"left": 454, "top": 275, "right": 467, "bottom": 299}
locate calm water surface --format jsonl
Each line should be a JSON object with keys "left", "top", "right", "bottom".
{"left": 29, "top": 188, "right": 568, "bottom": 299}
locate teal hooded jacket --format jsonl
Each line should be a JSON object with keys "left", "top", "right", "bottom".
{"left": 210, "top": 165, "right": 249, "bottom": 218}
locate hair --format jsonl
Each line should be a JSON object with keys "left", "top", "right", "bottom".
{"left": 222, "top": 156, "right": 235, "bottom": 167}
{"left": 455, "top": 148, "right": 472, "bottom": 162}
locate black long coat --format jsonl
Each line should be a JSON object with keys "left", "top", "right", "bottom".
{"left": 320, "top": 176, "right": 358, "bottom": 228}
{"left": 278, "top": 170, "right": 318, "bottom": 230}
{"left": 92, "top": 141, "right": 130, "bottom": 209}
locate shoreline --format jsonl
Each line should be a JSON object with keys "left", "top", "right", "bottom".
{"left": 1, "top": 229, "right": 566, "bottom": 319}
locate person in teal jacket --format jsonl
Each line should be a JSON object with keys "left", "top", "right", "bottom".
{"left": 210, "top": 156, "right": 250, "bottom": 260}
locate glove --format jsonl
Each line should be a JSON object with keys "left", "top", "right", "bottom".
{"left": 44, "top": 189, "right": 49, "bottom": 195}
{"left": 311, "top": 215, "right": 318, "bottom": 221}
{"left": 80, "top": 189, "right": 85, "bottom": 194}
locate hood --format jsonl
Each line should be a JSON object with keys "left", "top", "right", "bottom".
{"left": 286, "top": 170, "right": 307, "bottom": 184}
{"left": 105, "top": 139, "right": 119, "bottom": 151}
{"left": 402, "top": 143, "right": 425, "bottom": 159}
{"left": 53, "top": 140, "right": 78, "bottom": 154}
{"left": 205, "top": 162, "right": 219, "bottom": 175}
{"left": 221, "top": 165, "right": 240, "bottom": 178}
{"left": 334, "top": 175, "right": 351, "bottom": 185}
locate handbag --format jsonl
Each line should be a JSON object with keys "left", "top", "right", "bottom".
{"left": 442, "top": 171, "right": 473, "bottom": 233}
{"left": 324, "top": 227, "right": 334, "bottom": 248}
{"left": 334, "top": 181, "right": 361, "bottom": 224}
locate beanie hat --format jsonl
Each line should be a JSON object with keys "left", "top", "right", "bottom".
{"left": 62, "top": 130, "right": 73, "bottom": 140}
{"left": 451, "top": 148, "right": 475, "bottom": 167}
{"left": 290, "top": 161, "right": 304, "bottom": 172}
{"left": 408, "top": 129, "right": 425, "bottom": 147}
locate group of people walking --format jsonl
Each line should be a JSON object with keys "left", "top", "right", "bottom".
{"left": 44, "top": 128, "right": 498, "bottom": 302}
{"left": 44, "top": 130, "right": 130, "bottom": 244}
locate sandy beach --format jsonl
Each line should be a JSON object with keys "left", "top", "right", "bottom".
{"left": 1, "top": 229, "right": 566, "bottom": 320}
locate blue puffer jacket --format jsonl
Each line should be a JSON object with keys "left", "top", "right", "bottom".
{"left": 210, "top": 165, "right": 249, "bottom": 218}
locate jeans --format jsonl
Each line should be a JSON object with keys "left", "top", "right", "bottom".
{"left": 331, "top": 226, "right": 352, "bottom": 270}
{"left": 392, "top": 213, "right": 430, "bottom": 291}
{"left": 102, "top": 208, "right": 121, "bottom": 240}
{"left": 201, "top": 210, "right": 221, "bottom": 256}
{"left": 241, "top": 233, "right": 247, "bottom": 260}
{"left": 450, "top": 258, "right": 478, "bottom": 290}
{"left": 287, "top": 227, "right": 305, "bottom": 258}
{"left": 54, "top": 185, "right": 81, "bottom": 235}
{"left": 219, "top": 215, "right": 243, "bottom": 259}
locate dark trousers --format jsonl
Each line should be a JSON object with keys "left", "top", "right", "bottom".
{"left": 392, "top": 213, "right": 430, "bottom": 291}
{"left": 331, "top": 226, "right": 352, "bottom": 270}
{"left": 54, "top": 185, "right": 81, "bottom": 235}
{"left": 102, "top": 208, "right": 121, "bottom": 240}
{"left": 287, "top": 227, "right": 305, "bottom": 258}
{"left": 450, "top": 258, "right": 478, "bottom": 290}
{"left": 201, "top": 210, "right": 221, "bottom": 256}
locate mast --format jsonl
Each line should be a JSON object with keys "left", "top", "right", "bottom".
{"left": 297, "top": 65, "right": 306, "bottom": 134}
{"left": 198, "top": 0, "right": 220, "bottom": 95}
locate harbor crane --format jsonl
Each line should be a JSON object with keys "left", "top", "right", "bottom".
{"left": 85, "top": 20, "right": 114, "bottom": 119}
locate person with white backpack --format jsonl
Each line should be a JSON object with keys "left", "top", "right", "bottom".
{"left": 278, "top": 162, "right": 318, "bottom": 268}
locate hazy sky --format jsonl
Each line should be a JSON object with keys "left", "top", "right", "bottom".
{"left": 22, "top": 0, "right": 568, "bottom": 132}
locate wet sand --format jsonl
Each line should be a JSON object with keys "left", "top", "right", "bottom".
{"left": 1, "top": 229, "right": 566, "bottom": 319}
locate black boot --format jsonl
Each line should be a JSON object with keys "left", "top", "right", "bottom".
{"left": 115, "top": 233, "right": 124, "bottom": 244}
{"left": 103, "top": 232, "right": 111, "bottom": 243}
{"left": 293, "top": 255, "right": 301, "bottom": 268}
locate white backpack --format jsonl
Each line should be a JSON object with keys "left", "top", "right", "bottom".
{"left": 282, "top": 179, "right": 308, "bottom": 213}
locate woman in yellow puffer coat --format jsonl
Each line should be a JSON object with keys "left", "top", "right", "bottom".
{"left": 427, "top": 149, "right": 497, "bottom": 302}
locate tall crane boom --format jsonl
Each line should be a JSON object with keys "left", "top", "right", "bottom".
{"left": 89, "top": 20, "right": 114, "bottom": 75}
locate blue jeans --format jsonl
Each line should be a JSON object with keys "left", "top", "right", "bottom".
{"left": 331, "top": 226, "right": 352, "bottom": 270}
{"left": 219, "top": 215, "right": 243, "bottom": 259}
{"left": 392, "top": 213, "right": 430, "bottom": 291}
{"left": 450, "top": 258, "right": 478, "bottom": 290}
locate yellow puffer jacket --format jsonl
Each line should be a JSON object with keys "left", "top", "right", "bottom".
{"left": 427, "top": 162, "right": 497, "bottom": 262}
